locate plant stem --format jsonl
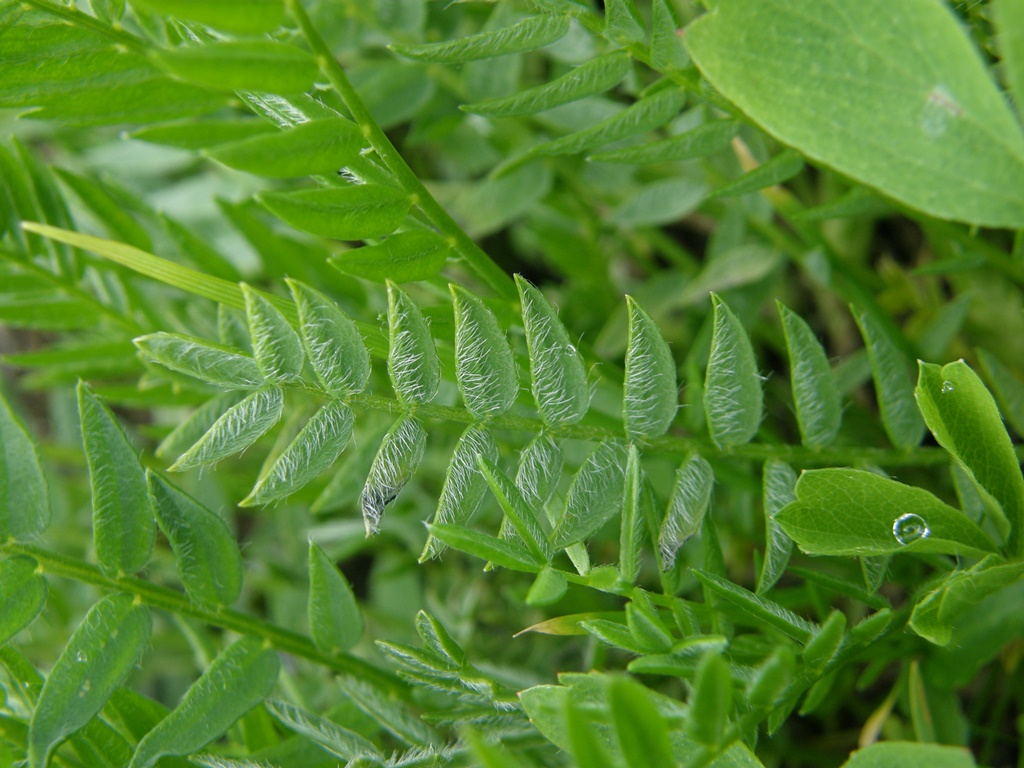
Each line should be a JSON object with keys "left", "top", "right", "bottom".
{"left": 1, "top": 540, "right": 406, "bottom": 695}
{"left": 287, "top": 0, "right": 516, "bottom": 301}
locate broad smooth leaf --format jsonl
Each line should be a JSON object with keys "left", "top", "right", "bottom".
{"left": 128, "top": 637, "right": 279, "bottom": 768}
{"left": 840, "top": 742, "right": 976, "bottom": 768}
{"left": 686, "top": 0, "right": 1024, "bottom": 228}
{"left": 243, "top": 400, "right": 354, "bottom": 506}
{"left": 591, "top": 119, "right": 738, "bottom": 164}
{"left": 78, "top": 382, "right": 155, "bottom": 575}
{"left": 0, "top": 556, "right": 47, "bottom": 646}
{"left": 148, "top": 472, "right": 244, "bottom": 607}
{"left": 422, "top": 424, "right": 498, "bottom": 560}
{"left": 169, "top": 387, "right": 283, "bottom": 471}
{"left": 241, "top": 284, "right": 303, "bottom": 381}
{"left": 130, "top": 118, "right": 275, "bottom": 150}
{"left": 208, "top": 118, "right": 364, "bottom": 178}
{"left": 134, "top": 332, "right": 265, "bottom": 389}
{"left": 288, "top": 280, "right": 370, "bottom": 396}
{"left": 387, "top": 281, "right": 440, "bottom": 404}
{"left": 853, "top": 308, "right": 925, "bottom": 450}
{"left": 129, "top": 0, "right": 284, "bottom": 33}
{"left": 518, "top": 275, "right": 588, "bottom": 426}
{"left": 153, "top": 41, "right": 319, "bottom": 95}
{"left": 462, "top": 50, "right": 631, "bottom": 118}
{"left": 451, "top": 285, "right": 517, "bottom": 417}
{"left": 659, "top": 454, "right": 713, "bottom": 569}
{"left": 705, "top": 294, "right": 763, "bottom": 448}
{"left": 624, "top": 296, "right": 677, "bottom": 439}
{"left": 28, "top": 594, "right": 151, "bottom": 768}
{"left": 308, "top": 540, "right": 364, "bottom": 654}
{"left": 916, "top": 360, "right": 1023, "bottom": 552}
{"left": 0, "top": 391, "right": 49, "bottom": 539}
{"left": 260, "top": 186, "right": 410, "bottom": 240}
{"left": 553, "top": 441, "right": 628, "bottom": 548}
{"left": 331, "top": 231, "right": 449, "bottom": 283}
{"left": 392, "top": 14, "right": 570, "bottom": 62}
{"left": 361, "top": 416, "right": 427, "bottom": 535}
{"left": 776, "top": 468, "right": 999, "bottom": 558}
{"left": 778, "top": 302, "right": 841, "bottom": 447}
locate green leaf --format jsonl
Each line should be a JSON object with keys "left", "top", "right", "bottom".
{"left": 553, "top": 441, "right": 627, "bottom": 549}
{"left": 802, "top": 610, "right": 846, "bottom": 669}
{"left": 0, "top": 556, "right": 47, "bottom": 646}
{"left": 337, "top": 674, "right": 442, "bottom": 747}
{"left": 517, "top": 432, "right": 563, "bottom": 508}
{"left": 659, "top": 453, "right": 713, "bottom": 569}
{"left": 693, "top": 569, "right": 816, "bottom": 643}
{"left": 650, "top": 0, "right": 689, "bottom": 71}
{"left": 608, "top": 177, "right": 708, "bottom": 227}
{"left": 462, "top": 50, "right": 631, "bottom": 118}
{"left": 996, "top": 0, "right": 1024, "bottom": 120}
{"left": 265, "top": 699, "right": 381, "bottom": 762}
{"left": 260, "top": 185, "right": 410, "bottom": 240}
{"left": 477, "top": 455, "right": 553, "bottom": 564}
{"left": 387, "top": 281, "right": 440, "bottom": 404}
{"left": 156, "top": 392, "right": 246, "bottom": 460}
{"left": 746, "top": 647, "right": 795, "bottom": 708}
{"left": 451, "top": 284, "right": 517, "bottom": 417}
{"left": 526, "top": 567, "right": 568, "bottom": 606}
{"left": 208, "top": 118, "right": 362, "bottom": 179}
{"left": 134, "top": 332, "right": 265, "bottom": 389}
{"left": 685, "top": 652, "right": 733, "bottom": 748}
{"left": 28, "top": 594, "right": 151, "bottom": 768}
{"left": 55, "top": 169, "right": 152, "bottom": 251}
{"left": 839, "top": 742, "right": 976, "bottom": 768}
{"left": 361, "top": 416, "right": 427, "bottom": 535}
{"left": 169, "top": 386, "right": 283, "bottom": 471}
{"left": 0, "top": 390, "right": 49, "bottom": 539}
{"left": 422, "top": 424, "right": 498, "bottom": 560}
{"left": 524, "top": 86, "right": 685, "bottom": 160}
{"left": 288, "top": 280, "right": 371, "bottom": 397}
{"left": 619, "top": 445, "right": 645, "bottom": 585}
{"left": 756, "top": 459, "right": 797, "bottom": 594}
{"left": 977, "top": 348, "right": 1024, "bottom": 438}
{"left": 623, "top": 295, "right": 677, "bottom": 439}
{"left": 128, "top": 637, "right": 279, "bottom": 768}
{"left": 427, "top": 524, "right": 541, "bottom": 572}
{"left": 705, "top": 293, "right": 763, "bottom": 448}
{"left": 243, "top": 400, "right": 354, "bottom": 506}
{"left": 916, "top": 360, "right": 1023, "bottom": 552}
{"left": 776, "top": 468, "right": 999, "bottom": 558}
{"left": 330, "top": 231, "right": 449, "bottom": 283}
{"left": 78, "top": 382, "right": 155, "bottom": 576}
{"left": 609, "top": 678, "right": 674, "bottom": 768}
{"left": 152, "top": 41, "right": 319, "bottom": 95}
{"left": 852, "top": 308, "right": 925, "bottom": 450}
{"left": 147, "top": 472, "right": 244, "bottom": 608}
{"left": 308, "top": 540, "right": 364, "bottom": 654}
{"left": 590, "top": 119, "right": 738, "bottom": 164}
{"left": 130, "top": 118, "right": 276, "bottom": 150}
{"left": 241, "top": 284, "right": 303, "bottom": 381}
{"left": 129, "top": 0, "right": 284, "bottom": 33}
{"left": 604, "top": 0, "right": 645, "bottom": 44}
{"left": 685, "top": 0, "right": 1024, "bottom": 228}
{"left": 910, "top": 557, "right": 1024, "bottom": 645}
{"left": 778, "top": 302, "right": 841, "bottom": 447}
{"left": 518, "top": 275, "right": 588, "bottom": 426}
{"left": 711, "top": 149, "right": 804, "bottom": 198}
{"left": 392, "top": 13, "right": 570, "bottom": 63}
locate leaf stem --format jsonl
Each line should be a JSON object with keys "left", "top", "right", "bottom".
{"left": 1, "top": 540, "right": 406, "bottom": 696}
{"left": 286, "top": 0, "right": 516, "bottom": 301}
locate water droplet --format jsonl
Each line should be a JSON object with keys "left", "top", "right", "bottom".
{"left": 75, "top": 651, "right": 88, "bottom": 663}
{"left": 941, "top": 380, "right": 954, "bottom": 393}
{"left": 893, "top": 513, "right": 930, "bottom": 545}
{"left": 564, "top": 343, "right": 577, "bottom": 355}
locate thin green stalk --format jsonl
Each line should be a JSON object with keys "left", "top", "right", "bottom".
{"left": 1, "top": 541, "right": 406, "bottom": 696}
{"left": 287, "top": 0, "right": 516, "bottom": 301}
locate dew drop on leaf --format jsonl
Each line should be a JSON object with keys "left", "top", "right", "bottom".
{"left": 892, "top": 512, "right": 930, "bottom": 545}
{"left": 941, "top": 380, "right": 955, "bottom": 393}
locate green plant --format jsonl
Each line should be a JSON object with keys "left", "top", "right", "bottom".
{"left": 1, "top": 0, "right": 1023, "bottom": 766}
